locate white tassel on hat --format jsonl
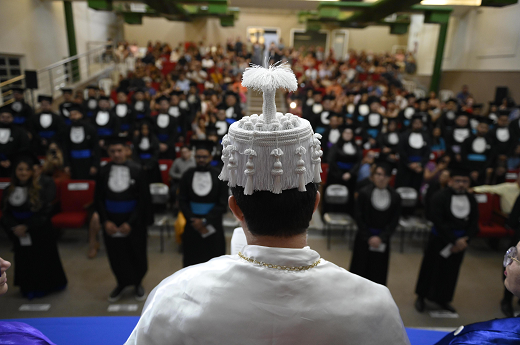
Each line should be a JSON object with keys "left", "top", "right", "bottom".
{"left": 219, "top": 135, "right": 231, "bottom": 180}
{"left": 227, "top": 145, "right": 238, "bottom": 187}
{"left": 243, "top": 148, "right": 257, "bottom": 195}
{"left": 295, "top": 146, "right": 307, "bottom": 192}
{"left": 270, "top": 148, "right": 284, "bottom": 194}
{"left": 311, "top": 133, "right": 323, "bottom": 183}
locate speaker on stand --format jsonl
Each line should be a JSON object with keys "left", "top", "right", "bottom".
{"left": 24, "top": 70, "right": 38, "bottom": 109}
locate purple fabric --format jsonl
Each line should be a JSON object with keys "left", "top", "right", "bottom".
{"left": 0, "top": 321, "right": 56, "bottom": 345}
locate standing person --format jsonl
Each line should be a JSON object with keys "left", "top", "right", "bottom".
{"left": 396, "top": 114, "right": 431, "bottom": 193}
{"left": 63, "top": 104, "right": 100, "bottom": 180}
{"left": 95, "top": 138, "right": 149, "bottom": 301}
{"left": 9, "top": 87, "right": 33, "bottom": 129}
{"left": 154, "top": 95, "right": 179, "bottom": 159}
{"left": 178, "top": 140, "right": 228, "bottom": 267}
{"left": 30, "top": 95, "right": 66, "bottom": 156}
{"left": 132, "top": 121, "right": 161, "bottom": 184}
{"left": 131, "top": 88, "right": 150, "bottom": 125}
{"left": 168, "top": 145, "right": 195, "bottom": 210}
{"left": 320, "top": 112, "right": 342, "bottom": 160}
{"left": 1, "top": 154, "right": 67, "bottom": 299}
{"left": 126, "top": 63, "right": 409, "bottom": 345}
{"left": 59, "top": 88, "right": 74, "bottom": 126}
{"left": 83, "top": 85, "right": 99, "bottom": 119}
{"left": 415, "top": 168, "right": 479, "bottom": 313}
{"left": 461, "top": 118, "right": 494, "bottom": 186}
{"left": 0, "top": 108, "right": 30, "bottom": 177}
{"left": 445, "top": 113, "right": 472, "bottom": 162}
{"left": 113, "top": 88, "right": 133, "bottom": 138}
{"left": 93, "top": 96, "right": 120, "bottom": 147}
{"left": 350, "top": 161, "right": 401, "bottom": 286}
{"left": 500, "top": 195, "right": 520, "bottom": 317}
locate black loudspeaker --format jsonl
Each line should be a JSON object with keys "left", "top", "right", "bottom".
{"left": 495, "top": 86, "right": 508, "bottom": 105}
{"left": 24, "top": 70, "right": 38, "bottom": 89}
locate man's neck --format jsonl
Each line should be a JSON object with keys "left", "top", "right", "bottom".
{"left": 244, "top": 229, "right": 308, "bottom": 249}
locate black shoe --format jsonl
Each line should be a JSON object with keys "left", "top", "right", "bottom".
{"left": 108, "top": 286, "right": 125, "bottom": 302}
{"left": 415, "top": 297, "right": 425, "bottom": 313}
{"left": 135, "top": 285, "right": 146, "bottom": 301}
{"left": 502, "top": 299, "right": 514, "bottom": 317}
{"left": 439, "top": 302, "right": 457, "bottom": 313}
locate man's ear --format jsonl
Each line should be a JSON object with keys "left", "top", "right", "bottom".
{"left": 313, "top": 191, "right": 320, "bottom": 213}
{"left": 228, "top": 195, "right": 244, "bottom": 222}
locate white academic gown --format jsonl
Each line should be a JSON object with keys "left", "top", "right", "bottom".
{"left": 125, "top": 245, "right": 410, "bottom": 345}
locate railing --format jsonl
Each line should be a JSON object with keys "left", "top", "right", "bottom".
{"left": 0, "top": 43, "right": 117, "bottom": 108}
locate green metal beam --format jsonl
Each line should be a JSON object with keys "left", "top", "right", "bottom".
{"left": 123, "top": 12, "right": 143, "bottom": 24}
{"left": 390, "top": 22, "right": 409, "bottom": 35}
{"left": 144, "top": 0, "right": 191, "bottom": 19}
{"left": 481, "top": 0, "right": 518, "bottom": 6}
{"left": 430, "top": 22, "right": 448, "bottom": 93}
{"left": 88, "top": 0, "right": 113, "bottom": 11}
{"left": 63, "top": 1, "right": 80, "bottom": 83}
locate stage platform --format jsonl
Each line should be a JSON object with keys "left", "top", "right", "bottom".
{"left": 3, "top": 317, "right": 449, "bottom": 344}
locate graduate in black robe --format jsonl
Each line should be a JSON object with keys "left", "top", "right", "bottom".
{"left": 354, "top": 91, "right": 370, "bottom": 129}
{"left": 63, "top": 104, "right": 100, "bottom": 180}
{"left": 95, "top": 138, "right": 149, "bottom": 301}
{"left": 1, "top": 153, "right": 67, "bottom": 299}
{"left": 187, "top": 83, "right": 201, "bottom": 123}
{"left": 154, "top": 96, "right": 179, "bottom": 160}
{"left": 321, "top": 113, "right": 342, "bottom": 161}
{"left": 325, "top": 125, "right": 362, "bottom": 215}
{"left": 93, "top": 96, "right": 120, "bottom": 141}
{"left": 168, "top": 92, "right": 189, "bottom": 138}
{"left": 218, "top": 91, "right": 243, "bottom": 124}
{"left": 445, "top": 112, "right": 472, "bottom": 161}
{"left": 83, "top": 85, "right": 99, "bottom": 120}
{"left": 461, "top": 118, "right": 494, "bottom": 186}
{"left": 301, "top": 90, "right": 321, "bottom": 130}
{"left": 397, "top": 94, "right": 416, "bottom": 130}
{"left": 132, "top": 120, "right": 161, "bottom": 184}
{"left": 378, "top": 118, "right": 400, "bottom": 164}
{"left": 131, "top": 88, "right": 151, "bottom": 126}
{"left": 0, "top": 108, "right": 30, "bottom": 177}
{"left": 9, "top": 87, "right": 33, "bottom": 130}
{"left": 314, "top": 96, "right": 334, "bottom": 134}
{"left": 58, "top": 88, "right": 74, "bottom": 126}
{"left": 395, "top": 114, "right": 431, "bottom": 193}
{"left": 178, "top": 140, "right": 228, "bottom": 267}
{"left": 487, "top": 111, "right": 512, "bottom": 159}
{"left": 350, "top": 162, "right": 401, "bottom": 286}
{"left": 438, "top": 98, "right": 459, "bottom": 134}
{"left": 415, "top": 168, "right": 479, "bottom": 313}
{"left": 113, "top": 88, "right": 134, "bottom": 139}
{"left": 29, "top": 95, "right": 66, "bottom": 156}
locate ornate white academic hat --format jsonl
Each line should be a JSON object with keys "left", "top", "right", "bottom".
{"left": 219, "top": 62, "right": 323, "bottom": 195}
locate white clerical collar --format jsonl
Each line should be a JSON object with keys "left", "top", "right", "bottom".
{"left": 241, "top": 245, "right": 321, "bottom": 268}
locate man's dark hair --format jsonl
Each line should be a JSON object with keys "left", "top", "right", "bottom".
{"left": 231, "top": 183, "right": 318, "bottom": 237}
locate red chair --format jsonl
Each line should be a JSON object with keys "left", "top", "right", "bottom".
{"left": 429, "top": 150, "right": 444, "bottom": 162}
{"left": 0, "top": 178, "right": 11, "bottom": 218}
{"left": 506, "top": 169, "right": 519, "bottom": 183}
{"left": 51, "top": 180, "right": 95, "bottom": 229}
{"left": 320, "top": 163, "right": 329, "bottom": 185}
{"left": 362, "top": 148, "right": 380, "bottom": 158}
{"left": 475, "top": 193, "right": 511, "bottom": 238}
{"left": 158, "top": 159, "right": 174, "bottom": 187}
{"left": 100, "top": 157, "right": 111, "bottom": 167}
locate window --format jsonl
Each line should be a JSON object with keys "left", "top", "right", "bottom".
{"left": 0, "top": 55, "right": 24, "bottom": 104}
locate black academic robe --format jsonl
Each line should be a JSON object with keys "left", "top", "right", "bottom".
{"left": 445, "top": 126, "right": 472, "bottom": 158}
{"left": 213, "top": 119, "right": 234, "bottom": 142}
{"left": 92, "top": 109, "right": 120, "bottom": 140}
{"left": 326, "top": 140, "right": 362, "bottom": 215}
{"left": 321, "top": 127, "right": 341, "bottom": 162}
{"left": 95, "top": 161, "right": 148, "bottom": 288}
{"left": 461, "top": 135, "right": 494, "bottom": 184}
{"left": 132, "top": 135, "right": 162, "bottom": 184}
{"left": 0, "top": 125, "right": 30, "bottom": 177}
{"left": 415, "top": 187, "right": 479, "bottom": 304}
{"left": 113, "top": 103, "right": 134, "bottom": 137}
{"left": 302, "top": 102, "right": 322, "bottom": 130}
{"left": 64, "top": 121, "right": 100, "bottom": 180}
{"left": 83, "top": 97, "right": 98, "bottom": 119}
{"left": 487, "top": 126, "right": 512, "bottom": 158}
{"left": 439, "top": 110, "right": 457, "bottom": 133}
{"left": 178, "top": 166, "right": 228, "bottom": 267}
{"left": 219, "top": 103, "right": 242, "bottom": 122}
{"left": 350, "top": 184, "right": 401, "bottom": 286}
{"left": 167, "top": 104, "right": 189, "bottom": 137}
{"left": 344, "top": 103, "right": 356, "bottom": 124}
{"left": 378, "top": 131, "right": 400, "bottom": 159}
{"left": 59, "top": 101, "right": 73, "bottom": 126}
{"left": 397, "top": 106, "right": 416, "bottom": 130}
{"left": 363, "top": 113, "right": 383, "bottom": 139}
{"left": 508, "top": 119, "right": 520, "bottom": 146}
{"left": 154, "top": 113, "right": 179, "bottom": 159}
{"left": 354, "top": 103, "right": 370, "bottom": 128}
{"left": 29, "top": 112, "right": 66, "bottom": 155}
{"left": 187, "top": 93, "right": 201, "bottom": 121}
{"left": 9, "top": 100, "right": 33, "bottom": 129}
{"left": 395, "top": 130, "right": 431, "bottom": 192}
{"left": 315, "top": 109, "right": 333, "bottom": 134}
{"left": 132, "top": 100, "right": 151, "bottom": 124}
{"left": 1, "top": 180, "right": 67, "bottom": 295}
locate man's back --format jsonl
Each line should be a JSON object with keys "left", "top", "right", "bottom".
{"left": 126, "top": 245, "right": 409, "bottom": 345}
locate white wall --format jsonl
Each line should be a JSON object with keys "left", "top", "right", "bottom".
{"left": 413, "top": 3, "right": 520, "bottom": 76}
{"left": 124, "top": 9, "right": 408, "bottom": 53}
{"left": 0, "top": 0, "right": 122, "bottom": 71}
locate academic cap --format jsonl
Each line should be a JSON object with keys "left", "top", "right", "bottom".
{"left": 446, "top": 98, "right": 458, "bottom": 104}
{"left": 411, "top": 113, "right": 424, "bottom": 122}
{"left": 170, "top": 90, "right": 183, "bottom": 97}
{"left": 312, "top": 90, "right": 323, "bottom": 96}
{"left": 15, "top": 149, "right": 40, "bottom": 168}
{"left": 116, "top": 87, "right": 129, "bottom": 95}
{"left": 156, "top": 95, "right": 170, "bottom": 103}
{"left": 323, "top": 95, "right": 335, "bottom": 101}
{"left": 105, "top": 136, "right": 129, "bottom": 147}
{"left": 68, "top": 104, "right": 83, "bottom": 114}
{"left": 328, "top": 112, "right": 343, "bottom": 119}
{"left": 374, "top": 159, "right": 393, "bottom": 177}
{"left": 86, "top": 85, "right": 99, "bottom": 91}
{"left": 0, "top": 107, "right": 13, "bottom": 115}
{"left": 473, "top": 103, "right": 483, "bottom": 110}
{"left": 449, "top": 166, "right": 470, "bottom": 178}
{"left": 191, "top": 139, "right": 215, "bottom": 153}
{"left": 405, "top": 93, "right": 416, "bottom": 100}
{"left": 134, "top": 88, "right": 146, "bottom": 94}
{"left": 417, "top": 98, "right": 429, "bottom": 104}
{"left": 38, "top": 95, "right": 53, "bottom": 103}
{"left": 11, "top": 87, "right": 25, "bottom": 94}
{"left": 98, "top": 95, "right": 110, "bottom": 101}
{"left": 61, "top": 88, "right": 73, "bottom": 94}
{"left": 475, "top": 116, "right": 492, "bottom": 125}
{"left": 498, "top": 110, "right": 510, "bottom": 117}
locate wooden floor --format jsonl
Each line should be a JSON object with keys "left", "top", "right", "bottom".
{"left": 0, "top": 222, "right": 511, "bottom": 332}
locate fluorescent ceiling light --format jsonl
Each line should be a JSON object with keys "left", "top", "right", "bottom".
{"left": 420, "top": 0, "right": 481, "bottom": 5}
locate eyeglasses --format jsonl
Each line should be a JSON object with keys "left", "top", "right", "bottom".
{"left": 503, "top": 246, "right": 520, "bottom": 268}
{"left": 195, "top": 155, "right": 210, "bottom": 160}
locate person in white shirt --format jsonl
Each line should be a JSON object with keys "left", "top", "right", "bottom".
{"left": 125, "top": 62, "right": 410, "bottom": 345}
